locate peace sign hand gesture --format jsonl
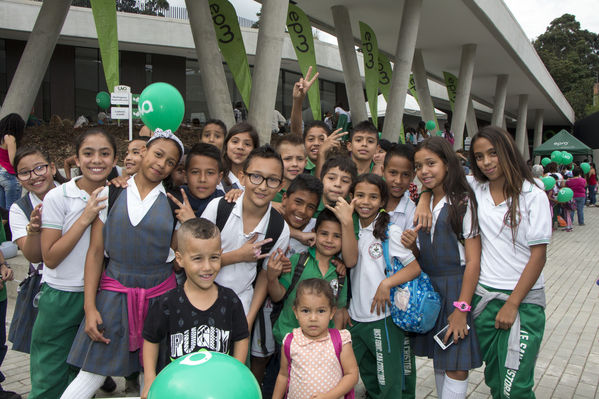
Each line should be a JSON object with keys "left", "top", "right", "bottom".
{"left": 325, "top": 197, "right": 356, "bottom": 227}
{"left": 293, "top": 66, "right": 320, "bottom": 100}
{"left": 167, "top": 189, "right": 196, "bottom": 224}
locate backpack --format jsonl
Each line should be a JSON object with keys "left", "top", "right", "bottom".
{"left": 283, "top": 328, "right": 354, "bottom": 399}
{"left": 269, "top": 251, "right": 346, "bottom": 326}
{"left": 381, "top": 226, "right": 441, "bottom": 334}
{"left": 214, "top": 197, "right": 285, "bottom": 354}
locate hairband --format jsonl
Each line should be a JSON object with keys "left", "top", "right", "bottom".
{"left": 379, "top": 208, "right": 386, "bottom": 213}
{"left": 148, "top": 128, "right": 185, "bottom": 159}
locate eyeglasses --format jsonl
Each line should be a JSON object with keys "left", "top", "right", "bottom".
{"left": 245, "top": 172, "right": 282, "bottom": 189}
{"left": 17, "top": 164, "right": 49, "bottom": 181}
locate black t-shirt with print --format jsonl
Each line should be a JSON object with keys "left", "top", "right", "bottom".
{"left": 143, "top": 284, "right": 249, "bottom": 371}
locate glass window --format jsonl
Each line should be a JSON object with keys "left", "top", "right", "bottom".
{"left": 75, "top": 47, "right": 100, "bottom": 119}
{"left": 0, "top": 40, "right": 5, "bottom": 106}
{"left": 185, "top": 59, "right": 208, "bottom": 125}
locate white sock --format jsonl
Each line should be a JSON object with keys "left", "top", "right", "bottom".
{"left": 434, "top": 369, "right": 445, "bottom": 397}
{"left": 441, "top": 374, "right": 468, "bottom": 399}
{"left": 60, "top": 370, "right": 106, "bottom": 399}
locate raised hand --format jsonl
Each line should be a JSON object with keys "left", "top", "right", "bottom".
{"left": 319, "top": 128, "right": 348, "bottom": 160}
{"left": 325, "top": 197, "right": 355, "bottom": 227}
{"left": 266, "top": 249, "right": 287, "bottom": 282}
{"left": 167, "top": 189, "right": 196, "bottom": 223}
{"left": 293, "top": 66, "right": 320, "bottom": 100}
{"left": 80, "top": 187, "right": 107, "bottom": 225}
{"left": 238, "top": 234, "right": 274, "bottom": 263}
{"left": 28, "top": 204, "right": 43, "bottom": 233}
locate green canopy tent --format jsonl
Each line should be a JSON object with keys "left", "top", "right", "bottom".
{"left": 533, "top": 129, "right": 592, "bottom": 156}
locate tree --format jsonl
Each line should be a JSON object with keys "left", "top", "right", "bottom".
{"left": 534, "top": 14, "right": 599, "bottom": 119}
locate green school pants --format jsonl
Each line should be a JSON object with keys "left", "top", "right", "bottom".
{"left": 402, "top": 335, "right": 416, "bottom": 399}
{"left": 29, "top": 285, "right": 84, "bottom": 399}
{"left": 349, "top": 317, "right": 405, "bottom": 399}
{"left": 472, "top": 293, "right": 545, "bottom": 399}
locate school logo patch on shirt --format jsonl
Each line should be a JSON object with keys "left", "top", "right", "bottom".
{"left": 503, "top": 209, "right": 521, "bottom": 228}
{"left": 330, "top": 278, "right": 339, "bottom": 297}
{"left": 368, "top": 242, "right": 383, "bottom": 259}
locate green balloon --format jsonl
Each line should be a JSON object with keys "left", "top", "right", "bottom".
{"left": 541, "top": 157, "right": 551, "bottom": 167}
{"left": 541, "top": 176, "right": 556, "bottom": 191}
{"left": 95, "top": 91, "right": 110, "bottom": 110}
{"left": 436, "top": 130, "right": 443, "bottom": 137}
{"left": 148, "top": 351, "right": 261, "bottom": 399}
{"left": 560, "top": 151, "right": 573, "bottom": 165}
{"left": 557, "top": 187, "right": 574, "bottom": 203}
{"left": 550, "top": 150, "right": 562, "bottom": 164}
{"left": 139, "top": 82, "right": 185, "bottom": 132}
{"left": 425, "top": 120, "right": 436, "bottom": 131}
{"left": 581, "top": 162, "right": 591, "bottom": 174}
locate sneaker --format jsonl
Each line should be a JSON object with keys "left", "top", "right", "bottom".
{"left": 100, "top": 376, "right": 117, "bottom": 393}
{"left": 0, "top": 391, "right": 22, "bottom": 399}
{"left": 124, "top": 378, "right": 140, "bottom": 397}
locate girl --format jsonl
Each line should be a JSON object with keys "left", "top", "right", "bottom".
{"left": 468, "top": 127, "right": 551, "bottom": 399}
{"left": 31, "top": 129, "right": 116, "bottom": 399}
{"left": 412, "top": 137, "right": 482, "bottom": 399}
{"left": 199, "top": 119, "right": 227, "bottom": 152}
{"left": 347, "top": 173, "right": 421, "bottom": 398}
{"left": 586, "top": 162, "right": 596, "bottom": 206}
{"left": 0, "top": 113, "right": 24, "bottom": 210}
{"left": 8, "top": 146, "right": 66, "bottom": 354}
{"left": 61, "top": 130, "right": 184, "bottom": 399}
{"left": 273, "top": 278, "right": 359, "bottom": 399}
{"left": 566, "top": 166, "right": 586, "bottom": 226}
{"left": 219, "top": 122, "right": 259, "bottom": 192}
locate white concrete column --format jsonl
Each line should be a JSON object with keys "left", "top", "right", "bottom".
{"left": 412, "top": 49, "right": 436, "bottom": 127}
{"left": 186, "top": 0, "right": 235, "bottom": 129}
{"left": 533, "top": 109, "right": 544, "bottom": 164}
{"left": 247, "top": 0, "right": 288, "bottom": 144}
{"left": 515, "top": 94, "right": 529, "bottom": 160}
{"left": 331, "top": 5, "right": 368, "bottom": 124}
{"left": 491, "top": 74, "right": 509, "bottom": 127}
{"left": 466, "top": 98, "right": 478, "bottom": 137}
{"left": 0, "top": 0, "right": 71, "bottom": 120}
{"left": 450, "top": 44, "right": 477, "bottom": 150}
{"left": 381, "top": 0, "right": 423, "bottom": 142}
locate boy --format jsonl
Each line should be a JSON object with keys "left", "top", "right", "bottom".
{"left": 273, "top": 135, "right": 307, "bottom": 203}
{"left": 168, "top": 143, "right": 225, "bottom": 223}
{"left": 142, "top": 218, "right": 249, "bottom": 398}
{"left": 347, "top": 120, "right": 380, "bottom": 175}
{"left": 280, "top": 174, "right": 322, "bottom": 256}
{"left": 267, "top": 209, "right": 348, "bottom": 345}
{"left": 303, "top": 121, "right": 331, "bottom": 175}
{"left": 123, "top": 137, "right": 148, "bottom": 177}
{"left": 201, "top": 145, "right": 290, "bottom": 379}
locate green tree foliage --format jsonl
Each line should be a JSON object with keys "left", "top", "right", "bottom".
{"left": 534, "top": 14, "right": 599, "bottom": 119}
{"left": 71, "top": 0, "right": 169, "bottom": 17}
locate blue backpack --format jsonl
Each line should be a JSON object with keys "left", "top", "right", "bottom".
{"left": 381, "top": 228, "right": 441, "bottom": 334}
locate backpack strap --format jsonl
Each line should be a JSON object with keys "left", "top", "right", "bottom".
{"left": 256, "top": 207, "right": 285, "bottom": 270}
{"left": 107, "top": 185, "right": 124, "bottom": 216}
{"left": 381, "top": 225, "right": 392, "bottom": 276}
{"left": 215, "top": 197, "right": 235, "bottom": 233}
{"left": 329, "top": 328, "right": 343, "bottom": 361}
{"left": 15, "top": 195, "right": 34, "bottom": 222}
{"left": 279, "top": 251, "right": 310, "bottom": 306}
{"left": 283, "top": 332, "right": 294, "bottom": 395}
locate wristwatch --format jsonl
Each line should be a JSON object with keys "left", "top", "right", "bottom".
{"left": 453, "top": 301, "right": 471, "bottom": 312}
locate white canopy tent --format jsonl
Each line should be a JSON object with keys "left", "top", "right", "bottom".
{"left": 367, "top": 94, "right": 447, "bottom": 119}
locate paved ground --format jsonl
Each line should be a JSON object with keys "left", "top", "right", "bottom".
{"left": 1, "top": 207, "right": 598, "bottom": 398}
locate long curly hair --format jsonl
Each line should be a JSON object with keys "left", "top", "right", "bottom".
{"left": 351, "top": 173, "right": 390, "bottom": 241}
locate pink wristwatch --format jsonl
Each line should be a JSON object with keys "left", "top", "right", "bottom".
{"left": 453, "top": 301, "right": 471, "bottom": 312}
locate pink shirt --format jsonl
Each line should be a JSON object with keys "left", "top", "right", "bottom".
{"left": 286, "top": 328, "right": 352, "bottom": 399}
{"left": 566, "top": 177, "right": 586, "bottom": 198}
{"left": 0, "top": 147, "right": 14, "bottom": 174}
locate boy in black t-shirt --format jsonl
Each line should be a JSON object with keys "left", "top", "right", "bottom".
{"left": 142, "top": 218, "right": 249, "bottom": 397}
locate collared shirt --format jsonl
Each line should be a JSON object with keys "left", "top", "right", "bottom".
{"left": 273, "top": 247, "right": 347, "bottom": 344}
{"left": 41, "top": 176, "right": 109, "bottom": 291}
{"left": 10, "top": 181, "right": 59, "bottom": 243}
{"left": 287, "top": 219, "right": 316, "bottom": 257}
{"left": 202, "top": 193, "right": 290, "bottom": 313}
{"left": 216, "top": 171, "right": 244, "bottom": 193}
{"left": 349, "top": 216, "right": 415, "bottom": 322}
{"left": 467, "top": 176, "right": 551, "bottom": 290}
{"left": 100, "top": 177, "right": 175, "bottom": 262}
{"left": 388, "top": 191, "right": 416, "bottom": 232}
{"left": 273, "top": 187, "right": 287, "bottom": 203}
{"left": 304, "top": 159, "right": 316, "bottom": 176}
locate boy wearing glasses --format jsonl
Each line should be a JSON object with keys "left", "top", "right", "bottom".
{"left": 201, "top": 145, "right": 290, "bottom": 380}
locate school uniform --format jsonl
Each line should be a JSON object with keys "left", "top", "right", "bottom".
{"left": 468, "top": 176, "right": 551, "bottom": 399}
{"left": 287, "top": 219, "right": 315, "bottom": 258}
{"left": 411, "top": 197, "right": 483, "bottom": 372}
{"left": 348, "top": 218, "right": 415, "bottom": 399}
{"left": 8, "top": 183, "right": 58, "bottom": 354}
{"left": 68, "top": 177, "right": 176, "bottom": 377}
{"left": 202, "top": 193, "right": 290, "bottom": 356}
{"left": 29, "top": 177, "right": 108, "bottom": 399}
{"left": 216, "top": 171, "right": 243, "bottom": 193}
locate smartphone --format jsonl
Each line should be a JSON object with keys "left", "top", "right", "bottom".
{"left": 433, "top": 324, "right": 470, "bottom": 350}
{"left": 336, "top": 113, "right": 349, "bottom": 135}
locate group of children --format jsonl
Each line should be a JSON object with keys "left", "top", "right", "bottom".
{"left": 3, "top": 89, "right": 553, "bottom": 399}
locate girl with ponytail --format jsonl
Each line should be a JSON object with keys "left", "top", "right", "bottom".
{"left": 345, "top": 173, "right": 422, "bottom": 397}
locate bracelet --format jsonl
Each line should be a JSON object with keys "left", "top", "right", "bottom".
{"left": 420, "top": 188, "right": 433, "bottom": 194}
{"left": 26, "top": 223, "right": 41, "bottom": 235}
{"left": 0, "top": 263, "right": 9, "bottom": 269}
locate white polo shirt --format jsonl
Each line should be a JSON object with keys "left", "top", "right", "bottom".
{"left": 216, "top": 171, "right": 244, "bottom": 193}
{"left": 388, "top": 191, "right": 416, "bottom": 232}
{"left": 41, "top": 177, "right": 108, "bottom": 291}
{"left": 427, "top": 196, "right": 476, "bottom": 266}
{"left": 467, "top": 176, "right": 551, "bottom": 290}
{"left": 202, "top": 193, "right": 290, "bottom": 314}
{"left": 349, "top": 220, "right": 415, "bottom": 323}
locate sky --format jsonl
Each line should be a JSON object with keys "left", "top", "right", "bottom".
{"left": 166, "top": 0, "right": 599, "bottom": 40}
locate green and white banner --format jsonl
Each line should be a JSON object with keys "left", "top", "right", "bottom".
{"left": 360, "top": 22, "right": 379, "bottom": 127}
{"left": 209, "top": 0, "right": 252, "bottom": 108}
{"left": 377, "top": 53, "right": 404, "bottom": 143}
{"left": 90, "top": 0, "right": 119, "bottom": 92}
{"left": 408, "top": 74, "right": 418, "bottom": 103}
{"left": 443, "top": 71, "right": 458, "bottom": 111}
{"left": 287, "top": 4, "right": 321, "bottom": 120}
